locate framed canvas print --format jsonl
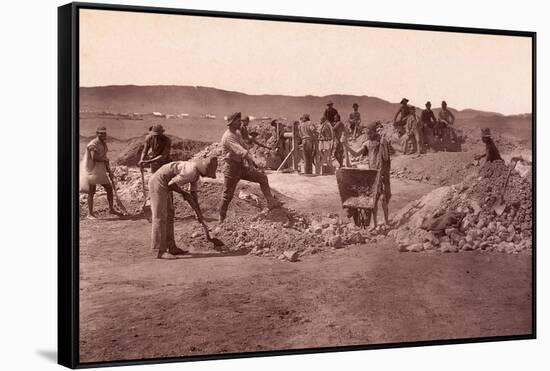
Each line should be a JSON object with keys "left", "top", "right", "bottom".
{"left": 58, "top": 2, "right": 536, "bottom": 368}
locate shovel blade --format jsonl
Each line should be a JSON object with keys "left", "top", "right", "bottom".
{"left": 492, "top": 201, "right": 506, "bottom": 216}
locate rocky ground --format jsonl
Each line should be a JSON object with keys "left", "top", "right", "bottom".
{"left": 78, "top": 121, "right": 534, "bottom": 363}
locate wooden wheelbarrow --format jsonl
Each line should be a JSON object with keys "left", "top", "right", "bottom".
{"left": 335, "top": 168, "right": 380, "bottom": 228}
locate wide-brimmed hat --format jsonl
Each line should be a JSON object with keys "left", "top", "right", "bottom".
{"left": 241, "top": 115, "right": 250, "bottom": 122}
{"left": 227, "top": 112, "right": 241, "bottom": 125}
{"left": 400, "top": 98, "right": 409, "bottom": 105}
{"left": 193, "top": 156, "right": 218, "bottom": 179}
{"left": 300, "top": 113, "right": 310, "bottom": 121}
{"left": 327, "top": 101, "right": 334, "bottom": 106}
{"left": 96, "top": 126, "right": 107, "bottom": 133}
{"left": 481, "top": 128, "right": 492, "bottom": 137}
{"left": 150, "top": 124, "right": 165, "bottom": 135}
{"left": 425, "top": 101, "right": 431, "bottom": 106}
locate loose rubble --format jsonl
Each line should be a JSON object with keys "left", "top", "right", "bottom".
{"left": 388, "top": 160, "right": 532, "bottom": 255}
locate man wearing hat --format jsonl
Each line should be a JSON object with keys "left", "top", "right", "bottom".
{"left": 82, "top": 127, "right": 121, "bottom": 219}
{"left": 480, "top": 128, "right": 503, "bottom": 163}
{"left": 344, "top": 121, "right": 392, "bottom": 228}
{"left": 437, "top": 101, "right": 457, "bottom": 143}
{"left": 348, "top": 103, "right": 362, "bottom": 139}
{"left": 219, "top": 112, "right": 281, "bottom": 222}
{"left": 393, "top": 98, "right": 412, "bottom": 126}
{"left": 322, "top": 101, "right": 339, "bottom": 124}
{"left": 421, "top": 101, "right": 438, "bottom": 131}
{"left": 297, "top": 113, "right": 316, "bottom": 174}
{"left": 148, "top": 157, "right": 218, "bottom": 259}
{"left": 139, "top": 124, "right": 172, "bottom": 173}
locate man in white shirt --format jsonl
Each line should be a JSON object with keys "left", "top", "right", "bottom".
{"left": 219, "top": 112, "right": 281, "bottom": 222}
{"left": 148, "top": 157, "right": 218, "bottom": 259}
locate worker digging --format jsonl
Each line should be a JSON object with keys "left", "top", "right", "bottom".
{"left": 79, "top": 100, "right": 531, "bottom": 260}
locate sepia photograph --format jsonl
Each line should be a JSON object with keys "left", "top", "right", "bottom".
{"left": 72, "top": 5, "right": 534, "bottom": 365}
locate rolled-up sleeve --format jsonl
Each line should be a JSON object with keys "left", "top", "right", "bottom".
{"left": 222, "top": 132, "right": 249, "bottom": 159}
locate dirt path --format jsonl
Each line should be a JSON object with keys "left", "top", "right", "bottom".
{"left": 267, "top": 172, "right": 436, "bottom": 215}
{"left": 79, "top": 173, "right": 532, "bottom": 363}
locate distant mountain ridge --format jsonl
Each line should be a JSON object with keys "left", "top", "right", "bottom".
{"left": 80, "top": 85, "right": 530, "bottom": 124}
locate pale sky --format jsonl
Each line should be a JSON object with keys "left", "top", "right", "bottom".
{"left": 80, "top": 9, "right": 532, "bottom": 115}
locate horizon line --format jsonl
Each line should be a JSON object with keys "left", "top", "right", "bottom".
{"left": 79, "top": 84, "right": 532, "bottom": 116}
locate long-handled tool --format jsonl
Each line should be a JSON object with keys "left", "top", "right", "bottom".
{"left": 180, "top": 191, "right": 224, "bottom": 247}
{"left": 139, "top": 165, "right": 149, "bottom": 212}
{"left": 108, "top": 174, "right": 129, "bottom": 215}
{"left": 492, "top": 159, "right": 519, "bottom": 216}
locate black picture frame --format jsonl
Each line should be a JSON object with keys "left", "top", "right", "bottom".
{"left": 58, "top": 2, "right": 536, "bottom": 368}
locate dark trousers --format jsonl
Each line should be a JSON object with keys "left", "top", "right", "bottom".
{"left": 333, "top": 141, "right": 344, "bottom": 168}
{"left": 302, "top": 139, "right": 314, "bottom": 174}
{"left": 220, "top": 160, "right": 273, "bottom": 219}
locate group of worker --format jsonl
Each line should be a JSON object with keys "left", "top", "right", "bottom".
{"left": 393, "top": 98, "right": 458, "bottom": 154}
{"left": 81, "top": 99, "right": 499, "bottom": 259}
{"left": 82, "top": 114, "right": 283, "bottom": 259}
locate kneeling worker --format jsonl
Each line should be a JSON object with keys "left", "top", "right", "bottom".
{"left": 149, "top": 157, "right": 218, "bottom": 259}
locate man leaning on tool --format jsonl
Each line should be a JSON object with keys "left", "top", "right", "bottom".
{"left": 139, "top": 124, "right": 171, "bottom": 173}
{"left": 83, "top": 126, "right": 122, "bottom": 219}
{"left": 219, "top": 112, "right": 282, "bottom": 222}
{"left": 149, "top": 157, "right": 218, "bottom": 259}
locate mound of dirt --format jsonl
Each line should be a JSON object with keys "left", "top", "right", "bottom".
{"left": 388, "top": 160, "right": 532, "bottom": 255}
{"left": 115, "top": 134, "right": 210, "bottom": 167}
{"left": 192, "top": 121, "right": 283, "bottom": 172}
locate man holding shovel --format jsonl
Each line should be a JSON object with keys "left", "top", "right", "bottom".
{"left": 139, "top": 124, "right": 171, "bottom": 173}
{"left": 148, "top": 157, "right": 218, "bottom": 260}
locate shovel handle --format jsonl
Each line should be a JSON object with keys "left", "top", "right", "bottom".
{"left": 499, "top": 160, "right": 518, "bottom": 200}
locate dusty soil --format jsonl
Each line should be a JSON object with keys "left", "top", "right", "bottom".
{"left": 79, "top": 172, "right": 532, "bottom": 363}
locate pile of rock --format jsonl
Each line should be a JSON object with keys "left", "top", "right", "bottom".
{"left": 180, "top": 196, "right": 377, "bottom": 262}
{"left": 389, "top": 160, "right": 532, "bottom": 255}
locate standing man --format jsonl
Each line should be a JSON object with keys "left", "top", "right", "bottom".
{"left": 407, "top": 105, "right": 425, "bottom": 154}
{"left": 139, "top": 124, "right": 171, "bottom": 173}
{"left": 322, "top": 101, "right": 339, "bottom": 124}
{"left": 148, "top": 157, "right": 218, "bottom": 259}
{"left": 219, "top": 112, "right": 282, "bottom": 222}
{"left": 345, "top": 121, "right": 392, "bottom": 228}
{"left": 348, "top": 103, "right": 362, "bottom": 139}
{"left": 298, "top": 114, "right": 316, "bottom": 174}
{"left": 331, "top": 113, "right": 346, "bottom": 168}
{"left": 82, "top": 126, "right": 122, "bottom": 219}
{"left": 438, "top": 100, "right": 457, "bottom": 142}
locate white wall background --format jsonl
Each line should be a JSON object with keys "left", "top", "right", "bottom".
{"left": 0, "top": 0, "right": 546, "bottom": 370}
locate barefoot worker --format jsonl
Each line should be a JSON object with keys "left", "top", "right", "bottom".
{"left": 149, "top": 157, "right": 218, "bottom": 259}
{"left": 219, "top": 112, "right": 282, "bottom": 222}
{"left": 297, "top": 113, "right": 316, "bottom": 175}
{"left": 139, "top": 124, "right": 171, "bottom": 173}
{"left": 81, "top": 126, "right": 122, "bottom": 219}
{"left": 345, "top": 121, "right": 393, "bottom": 228}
